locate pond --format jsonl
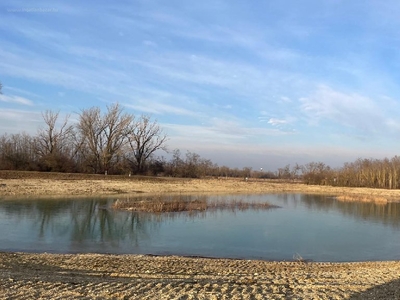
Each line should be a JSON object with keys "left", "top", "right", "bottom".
{"left": 1, "top": 194, "right": 400, "bottom": 262}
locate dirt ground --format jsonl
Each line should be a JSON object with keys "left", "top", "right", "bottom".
{"left": 1, "top": 170, "right": 400, "bottom": 299}
{"left": 1, "top": 170, "right": 400, "bottom": 202}
{"left": 1, "top": 253, "right": 400, "bottom": 299}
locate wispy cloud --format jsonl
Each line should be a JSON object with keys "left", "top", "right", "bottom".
{"left": 0, "top": 94, "right": 33, "bottom": 106}
{"left": 125, "top": 101, "right": 196, "bottom": 116}
{"left": 268, "top": 118, "right": 288, "bottom": 126}
{"left": 0, "top": 109, "right": 42, "bottom": 134}
{"left": 300, "top": 85, "right": 384, "bottom": 134}
{"left": 4, "top": 86, "right": 43, "bottom": 99}
{"left": 164, "top": 118, "right": 293, "bottom": 149}
{"left": 2, "top": 0, "right": 400, "bottom": 169}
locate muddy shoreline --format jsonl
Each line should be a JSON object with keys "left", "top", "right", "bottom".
{"left": 1, "top": 171, "right": 400, "bottom": 299}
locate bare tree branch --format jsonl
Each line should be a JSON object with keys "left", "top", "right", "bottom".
{"left": 77, "top": 103, "right": 133, "bottom": 174}
{"left": 127, "top": 115, "right": 168, "bottom": 174}
{"left": 34, "top": 110, "right": 74, "bottom": 171}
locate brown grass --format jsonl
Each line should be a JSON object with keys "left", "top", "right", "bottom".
{"left": 2, "top": 170, "right": 400, "bottom": 204}
{"left": 336, "top": 195, "right": 388, "bottom": 204}
{"left": 112, "top": 195, "right": 274, "bottom": 213}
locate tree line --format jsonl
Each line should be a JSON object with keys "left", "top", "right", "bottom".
{"left": 3, "top": 100, "right": 399, "bottom": 187}
{"left": 279, "top": 157, "right": 400, "bottom": 189}
{"left": 0, "top": 103, "right": 167, "bottom": 175}
{"left": 2, "top": 77, "right": 400, "bottom": 187}
{"left": 2, "top": 102, "right": 400, "bottom": 187}
{"left": 0, "top": 103, "right": 260, "bottom": 178}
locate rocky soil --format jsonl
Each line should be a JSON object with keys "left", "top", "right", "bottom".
{"left": 1, "top": 253, "right": 400, "bottom": 299}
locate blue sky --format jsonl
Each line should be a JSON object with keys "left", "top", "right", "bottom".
{"left": 1, "top": 0, "right": 400, "bottom": 170}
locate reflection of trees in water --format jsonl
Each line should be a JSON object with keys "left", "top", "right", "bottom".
{"left": 4, "top": 193, "right": 398, "bottom": 250}
{"left": 335, "top": 201, "right": 400, "bottom": 228}
{"left": 1, "top": 200, "right": 73, "bottom": 237}
{"left": 68, "top": 201, "right": 160, "bottom": 247}
{"left": 0, "top": 199, "right": 160, "bottom": 247}
{"left": 1, "top": 194, "right": 274, "bottom": 249}
{"left": 295, "top": 194, "right": 400, "bottom": 228}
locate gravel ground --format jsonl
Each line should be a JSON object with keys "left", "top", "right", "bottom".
{"left": 1, "top": 253, "right": 400, "bottom": 299}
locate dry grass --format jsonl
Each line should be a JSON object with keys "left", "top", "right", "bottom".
{"left": 112, "top": 195, "right": 274, "bottom": 213}
{"left": 113, "top": 197, "right": 207, "bottom": 212}
{"left": 2, "top": 171, "right": 400, "bottom": 204}
{"left": 336, "top": 195, "right": 388, "bottom": 204}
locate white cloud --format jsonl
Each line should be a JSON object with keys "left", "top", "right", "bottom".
{"left": 4, "top": 86, "right": 43, "bottom": 99}
{"left": 3, "top": 0, "right": 400, "bottom": 170}
{"left": 142, "top": 40, "right": 157, "bottom": 47}
{"left": 0, "top": 109, "right": 42, "bottom": 134}
{"left": 300, "top": 85, "right": 383, "bottom": 134}
{"left": 258, "top": 114, "right": 296, "bottom": 132}
{"left": 0, "top": 94, "right": 33, "bottom": 106}
{"left": 268, "top": 118, "right": 288, "bottom": 126}
{"left": 280, "top": 96, "right": 292, "bottom": 103}
{"left": 125, "top": 101, "right": 196, "bottom": 116}
{"left": 385, "top": 118, "right": 400, "bottom": 132}
{"left": 164, "top": 119, "right": 293, "bottom": 149}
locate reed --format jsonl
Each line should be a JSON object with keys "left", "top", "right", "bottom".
{"left": 113, "top": 196, "right": 275, "bottom": 213}
{"left": 336, "top": 195, "right": 388, "bottom": 204}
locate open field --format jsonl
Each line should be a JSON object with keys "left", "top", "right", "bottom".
{"left": 1, "top": 170, "right": 400, "bottom": 203}
{"left": 1, "top": 170, "right": 400, "bottom": 299}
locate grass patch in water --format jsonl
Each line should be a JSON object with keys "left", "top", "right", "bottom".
{"left": 113, "top": 195, "right": 276, "bottom": 213}
{"left": 336, "top": 195, "right": 388, "bottom": 204}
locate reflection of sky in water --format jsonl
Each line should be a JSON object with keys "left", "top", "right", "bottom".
{"left": 0, "top": 194, "right": 400, "bottom": 262}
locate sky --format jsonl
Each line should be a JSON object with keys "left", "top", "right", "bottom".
{"left": 1, "top": 0, "right": 400, "bottom": 171}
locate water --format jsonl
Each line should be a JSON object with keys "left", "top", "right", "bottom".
{"left": 1, "top": 194, "right": 400, "bottom": 262}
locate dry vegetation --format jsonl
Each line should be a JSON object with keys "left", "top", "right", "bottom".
{"left": 336, "top": 195, "right": 389, "bottom": 204}
{"left": 113, "top": 195, "right": 275, "bottom": 213}
{"left": 2, "top": 170, "right": 400, "bottom": 203}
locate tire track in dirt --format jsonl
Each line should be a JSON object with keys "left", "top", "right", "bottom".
{"left": 2, "top": 253, "right": 400, "bottom": 299}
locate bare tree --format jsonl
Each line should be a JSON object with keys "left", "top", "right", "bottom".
{"left": 183, "top": 151, "right": 201, "bottom": 178}
{"left": 0, "top": 81, "right": 3, "bottom": 94}
{"left": 76, "top": 106, "right": 102, "bottom": 172}
{"left": 164, "top": 149, "right": 184, "bottom": 177}
{"left": 36, "top": 111, "right": 73, "bottom": 156}
{"left": 301, "top": 162, "right": 332, "bottom": 185}
{"left": 77, "top": 103, "right": 133, "bottom": 174}
{"left": 126, "top": 115, "right": 167, "bottom": 174}
{"left": 35, "top": 110, "right": 75, "bottom": 171}
{"left": 291, "top": 163, "right": 302, "bottom": 180}
{"left": 278, "top": 164, "right": 291, "bottom": 179}
{"left": 0, "top": 133, "right": 37, "bottom": 170}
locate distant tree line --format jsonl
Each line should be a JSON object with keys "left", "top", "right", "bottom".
{"left": 278, "top": 157, "right": 400, "bottom": 189}
{"left": 0, "top": 103, "right": 168, "bottom": 175}
{"left": 2, "top": 77, "right": 400, "bottom": 187}
{"left": 0, "top": 103, "right": 259, "bottom": 178}
{"left": 4, "top": 106, "right": 400, "bottom": 187}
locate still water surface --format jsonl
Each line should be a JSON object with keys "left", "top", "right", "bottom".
{"left": 1, "top": 194, "right": 400, "bottom": 262}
